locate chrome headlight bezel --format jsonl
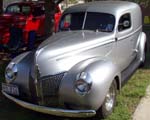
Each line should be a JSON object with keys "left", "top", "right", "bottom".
{"left": 75, "top": 72, "right": 92, "bottom": 96}
{"left": 5, "top": 62, "right": 18, "bottom": 83}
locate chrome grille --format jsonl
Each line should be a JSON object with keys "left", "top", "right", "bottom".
{"left": 38, "top": 72, "right": 65, "bottom": 97}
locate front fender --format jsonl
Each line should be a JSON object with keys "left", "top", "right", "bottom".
{"left": 59, "top": 58, "right": 121, "bottom": 110}
{"left": 11, "top": 51, "right": 31, "bottom": 64}
{"left": 6, "top": 51, "right": 34, "bottom": 96}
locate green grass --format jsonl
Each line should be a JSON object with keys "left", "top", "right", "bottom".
{"left": 105, "top": 70, "right": 150, "bottom": 120}
{"left": 0, "top": 55, "right": 150, "bottom": 120}
{"left": 105, "top": 55, "right": 150, "bottom": 120}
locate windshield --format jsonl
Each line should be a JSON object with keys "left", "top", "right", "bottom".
{"left": 5, "top": 4, "right": 31, "bottom": 15}
{"left": 60, "top": 12, "right": 85, "bottom": 31}
{"left": 59, "top": 12, "right": 115, "bottom": 32}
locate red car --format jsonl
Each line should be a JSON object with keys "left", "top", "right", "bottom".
{"left": 0, "top": 1, "right": 62, "bottom": 50}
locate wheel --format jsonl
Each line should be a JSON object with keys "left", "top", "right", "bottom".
{"left": 96, "top": 80, "right": 117, "bottom": 118}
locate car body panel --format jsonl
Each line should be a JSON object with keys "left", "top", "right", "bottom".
{"left": 59, "top": 59, "right": 121, "bottom": 110}
{"left": 2, "top": 1, "right": 146, "bottom": 118}
{"left": 36, "top": 31, "right": 115, "bottom": 76}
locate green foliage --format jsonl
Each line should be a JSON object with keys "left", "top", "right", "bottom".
{"left": 128, "top": 0, "right": 150, "bottom": 7}
{"left": 105, "top": 54, "right": 150, "bottom": 120}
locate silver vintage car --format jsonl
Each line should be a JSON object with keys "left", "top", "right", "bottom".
{"left": 2, "top": 1, "right": 146, "bottom": 118}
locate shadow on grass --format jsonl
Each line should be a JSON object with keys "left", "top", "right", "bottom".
{"left": 0, "top": 97, "right": 96, "bottom": 120}
{"left": 141, "top": 53, "right": 150, "bottom": 69}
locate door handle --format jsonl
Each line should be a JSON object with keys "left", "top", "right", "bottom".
{"left": 115, "top": 38, "right": 118, "bottom": 42}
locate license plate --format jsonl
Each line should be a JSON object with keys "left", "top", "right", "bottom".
{"left": 2, "top": 83, "right": 19, "bottom": 96}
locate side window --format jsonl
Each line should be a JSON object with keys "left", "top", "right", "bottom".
{"left": 60, "top": 13, "right": 84, "bottom": 31}
{"left": 118, "top": 13, "right": 131, "bottom": 32}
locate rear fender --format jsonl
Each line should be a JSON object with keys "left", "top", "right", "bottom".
{"left": 136, "top": 32, "right": 146, "bottom": 62}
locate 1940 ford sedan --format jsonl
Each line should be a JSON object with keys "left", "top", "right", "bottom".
{"left": 2, "top": 1, "right": 146, "bottom": 118}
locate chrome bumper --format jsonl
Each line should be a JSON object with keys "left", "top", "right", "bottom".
{"left": 2, "top": 91, "right": 96, "bottom": 118}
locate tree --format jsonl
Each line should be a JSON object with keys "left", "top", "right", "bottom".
{"left": 44, "top": 0, "right": 64, "bottom": 37}
{"left": 129, "top": 0, "right": 150, "bottom": 7}
{"left": 0, "top": 0, "right": 3, "bottom": 14}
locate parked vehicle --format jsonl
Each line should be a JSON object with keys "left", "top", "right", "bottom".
{"left": 0, "top": 1, "right": 62, "bottom": 50}
{"left": 2, "top": 1, "right": 146, "bottom": 118}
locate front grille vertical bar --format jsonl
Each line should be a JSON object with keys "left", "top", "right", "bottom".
{"left": 34, "top": 64, "right": 44, "bottom": 105}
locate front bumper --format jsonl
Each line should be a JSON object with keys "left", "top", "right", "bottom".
{"left": 2, "top": 91, "right": 96, "bottom": 118}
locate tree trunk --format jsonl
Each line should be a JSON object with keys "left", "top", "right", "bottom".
{"left": 44, "top": 0, "right": 64, "bottom": 37}
{"left": 44, "top": 0, "right": 56, "bottom": 37}
{"left": 0, "top": 0, "right": 3, "bottom": 14}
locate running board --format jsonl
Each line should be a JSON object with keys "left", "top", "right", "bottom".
{"left": 121, "top": 58, "right": 141, "bottom": 86}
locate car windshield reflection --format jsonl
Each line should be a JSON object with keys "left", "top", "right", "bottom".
{"left": 59, "top": 12, "right": 115, "bottom": 32}
{"left": 5, "top": 5, "right": 31, "bottom": 15}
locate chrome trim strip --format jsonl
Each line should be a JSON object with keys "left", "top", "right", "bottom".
{"left": 2, "top": 91, "right": 96, "bottom": 118}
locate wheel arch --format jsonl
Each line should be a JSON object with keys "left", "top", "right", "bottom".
{"left": 59, "top": 58, "right": 121, "bottom": 110}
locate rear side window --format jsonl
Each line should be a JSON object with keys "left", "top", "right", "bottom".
{"left": 118, "top": 13, "right": 131, "bottom": 32}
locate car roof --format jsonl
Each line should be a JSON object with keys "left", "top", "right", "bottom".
{"left": 63, "top": 1, "right": 142, "bottom": 30}
{"left": 7, "top": 1, "right": 44, "bottom": 7}
{"left": 63, "top": 1, "right": 140, "bottom": 16}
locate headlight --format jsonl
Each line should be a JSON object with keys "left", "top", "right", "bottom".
{"left": 75, "top": 72, "right": 92, "bottom": 96}
{"left": 5, "top": 62, "right": 18, "bottom": 83}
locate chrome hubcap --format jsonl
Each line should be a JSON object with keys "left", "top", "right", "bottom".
{"left": 105, "top": 85, "right": 115, "bottom": 111}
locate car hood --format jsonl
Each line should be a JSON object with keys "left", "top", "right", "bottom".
{"left": 37, "top": 30, "right": 115, "bottom": 59}
{"left": 35, "top": 30, "right": 115, "bottom": 76}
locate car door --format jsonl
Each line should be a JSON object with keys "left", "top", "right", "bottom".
{"left": 115, "top": 13, "right": 135, "bottom": 71}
